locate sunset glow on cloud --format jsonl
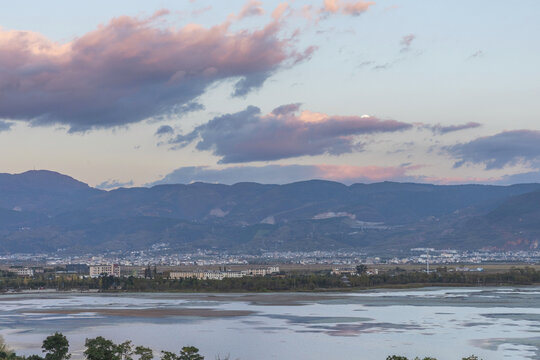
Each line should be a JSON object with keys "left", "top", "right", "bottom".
{"left": 0, "top": 10, "right": 311, "bottom": 131}
{"left": 0, "top": 0, "right": 539, "bottom": 187}
{"left": 321, "top": 0, "right": 375, "bottom": 16}
{"left": 168, "top": 104, "right": 412, "bottom": 163}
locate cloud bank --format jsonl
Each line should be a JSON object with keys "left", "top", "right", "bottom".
{"left": 169, "top": 104, "right": 412, "bottom": 163}
{"left": 448, "top": 130, "right": 540, "bottom": 169}
{"left": 0, "top": 11, "right": 311, "bottom": 131}
{"left": 149, "top": 164, "right": 416, "bottom": 186}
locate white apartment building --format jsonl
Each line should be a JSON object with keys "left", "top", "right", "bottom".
{"left": 9, "top": 267, "right": 34, "bottom": 277}
{"left": 89, "top": 264, "right": 121, "bottom": 278}
{"left": 169, "top": 266, "right": 280, "bottom": 281}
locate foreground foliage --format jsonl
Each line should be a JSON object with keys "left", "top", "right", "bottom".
{"left": 0, "top": 334, "right": 484, "bottom": 360}
{"left": 0, "top": 334, "right": 203, "bottom": 360}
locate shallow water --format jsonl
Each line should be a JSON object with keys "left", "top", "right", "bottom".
{"left": 1, "top": 287, "right": 540, "bottom": 360}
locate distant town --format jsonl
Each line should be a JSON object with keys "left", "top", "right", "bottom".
{"left": 0, "top": 246, "right": 539, "bottom": 283}
{"left": 1, "top": 245, "right": 539, "bottom": 267}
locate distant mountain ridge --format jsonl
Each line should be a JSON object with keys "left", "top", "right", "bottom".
{"left": 1, "top": 170, "right": 540, "bottom": 253}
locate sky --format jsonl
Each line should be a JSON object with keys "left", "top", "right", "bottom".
{"left": 0, "top": 0, "right": 539, "bottom": 188}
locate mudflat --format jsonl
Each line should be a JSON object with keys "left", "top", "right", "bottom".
{"left": 27, "top": 308, "right": 255, "bottom": 318}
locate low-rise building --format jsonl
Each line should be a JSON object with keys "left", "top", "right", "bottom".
{"left": 331, "top": 267, "right": 356, "bottom": 276}
{"left": 169, "top": 266, "right": 280, "bottom": 281}
{"left": 89, "top": 264, "right": 120, "bottom": 278}
{"left": 9, "top": 267, "right": 34, "bottom": 277}
{"left": 66, "top": 264, "right": 90, "bottom": 274}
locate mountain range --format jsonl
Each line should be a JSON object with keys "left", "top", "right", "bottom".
{"left": 1, "top": 170, "right": 540, "bottom": 254}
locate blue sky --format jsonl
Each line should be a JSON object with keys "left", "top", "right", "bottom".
{"left": 0, "top": 0, "right": 539, "bottom": 188}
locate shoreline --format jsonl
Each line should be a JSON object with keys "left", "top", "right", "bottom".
{"left": 2, "top": 281, "right": 540, "bottom": 296}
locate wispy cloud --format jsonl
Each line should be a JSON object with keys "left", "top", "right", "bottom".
{"left": 467, "top": 50, "right": 484, "bottom": 60}
{"left": 321, "top": 0, "right": 375, "bottom": 16}
{"left": 428, "top": 122, "right": 481, "bottom": 134}
{"left": 400, "top": 34, "right": 416, "bottom": 52}
{"left": 236, "top": 0, "right": 265, "bottom": 19}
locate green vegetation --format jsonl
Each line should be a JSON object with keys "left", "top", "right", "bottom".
{"left": 0, "top": 334, "right": 484, "bottom": 360}
{"left": 0, "top": 334, "right": 204, "bottom": 360}
{"left": 2, "top": 267, "right": 540, "bottom": 293}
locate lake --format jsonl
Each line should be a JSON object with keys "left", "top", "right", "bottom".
{"left": 1, "top": 287, "right": 540, "bottom": 359}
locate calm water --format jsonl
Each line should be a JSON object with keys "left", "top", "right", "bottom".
{"left": 1, "top": 287, "right": 540, "bottom": 360}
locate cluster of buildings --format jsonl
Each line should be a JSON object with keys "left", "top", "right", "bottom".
{"left": 3, "top": 264, "right": 121, "bottom": 278}
{"left": 331, "top": 267, "right": 379, "bottom": 276}
{"left": 2, "top": 248, "right": 540, "bottom": 273}
{"left": 387, "top": 249, "right": 540, "bottom": 265}
{"left": 169, "top": 266, "right": 280, "bottom": 280}
{"left": 3, "top": 264, "right": 283, "bottom": 281}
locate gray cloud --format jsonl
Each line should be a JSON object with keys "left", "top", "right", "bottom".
{"left": 169, "top": 104, "right": 412, "bottom": 163}
{"left": 467, "top": 50, "right": 484, "bottom": 60}
{"left": 400, "top": 34, "right": 416, "bottom": 52}
{"left": 0, "top": 121, "right": 13, "bottom": 132}
{"left": 0, "top": 12, "right": 310, "bottom": 132}
{"left": 150, "top": 165, "right": 321, "bottom": 185}
{"left": 148, "top": 163, "right": 417, "bottom": 186}
{"left": 155, "top": 125, "right": 174, "bottom": 136}
{"left": 429, "top": 122, "right": 481, "bottom": 134}
{"left": 447, "top": 130, "right": 540, "bottom": 169}
{"left": 271, "top": 103, "right": 302, "bottom": 116}
{"left": 495, "top": 170, "right": 540, "bottom": 185}
{"left": 96, "top": 179, "right": 135, "bottom": 190}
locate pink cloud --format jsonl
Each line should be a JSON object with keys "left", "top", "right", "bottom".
{"left": 0, "top": 11, "right": 310, "bottom": 131}
{"left": 237, "top": 0, "right": 265, "bottom": 19}
{"left": 321, "top": 0, "right": 375, "bottom": 16}
{"left": 315, "top": 164, "right": 409, "bottom": 182}
{"left": 272, "top": 3, "right": 290, "bottom": 20}
{"left": 400, "top": 34, "right": 416, "bottom": 52}
{"left": 150, "top": 163, "right": 422, "bottom": 185}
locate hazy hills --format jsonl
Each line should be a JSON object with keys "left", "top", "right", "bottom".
{"left": 1, "top": 170, "right": 540, "bottom": 254}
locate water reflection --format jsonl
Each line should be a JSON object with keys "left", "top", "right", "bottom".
{"left": 0, "top": 287, "right": 539, "bottom": 360}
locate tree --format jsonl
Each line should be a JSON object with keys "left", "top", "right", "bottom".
{"left": 160, "top": 347, "right": 203, "bottom": 360}
{"left": 116, "top": 341, "right": 133, "bottom": 360}
{"left": 42, "top": 332, "right": 70, "bottom": 360}
{"left": 134, "top": 346, "right": 153, "bottom": 360}
{"left": 356, "top": 264, "right": 368, "bottom": 275}
{"left": 462, "top": 356, "right": 482, "bottom": 360}
{"left": 179, "top": 346, "right": 203, "bottom": 360}
{"left": 386, "top": 357, "right": 408, "bottom": 360}
{"left": 144, "top": 266, "right": 152, "bottom": 279}
{"left": 160, "top": 351, "right": 179, "bottom": 360}
{"left": 84, "top": 337, "right": 120, "bottom": 360}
